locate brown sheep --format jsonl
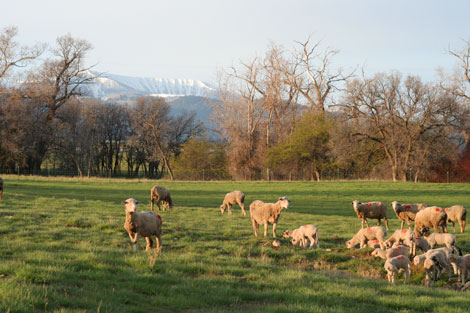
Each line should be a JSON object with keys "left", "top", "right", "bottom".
{"left": 150, "top": 185, "right": 173, "bottom": 211}
{"left": 414, "top": 206, "right": 447, "bottom": 236}
{"left": 444, "top": 205, "right": 466, "bottom": 233}
{"left": 123, "top": 198, "right": 162, "bottom": 252}
{"left": 250, "top": 197, "right": 290, "bottom": 238}
{"left": 351, "top": 200, "right": 389, "bottom": 230}
{"left": 390, "top": 201, "right": 427, "bottom": 229}
{"left": 220, "top": 190, "right": 246, "bottom": 216}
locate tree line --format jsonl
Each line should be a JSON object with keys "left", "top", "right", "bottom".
{"left": 1, "top": 26, "right": 470, "bottom": 182}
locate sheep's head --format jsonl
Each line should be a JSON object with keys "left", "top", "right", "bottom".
{"left": 219, "top": 204, "right": 225, "bottom": 214}
{"left": 278, "top": 196, "right": 290, "bottom": 210}
{"left": 419, "top": 227, "right": 430, "bottom": 236}
{"left": 390, "top": 201, "right": 400, "bottom": 212}
{"left": 123, "top": 198, "right": 139, "bottom": 213}
{"left": 345, "top": 240, "right": 353, "bottom": 249}
{"left": 282, "top": 230, "right": 291, "bottom": 238}
{"left": 371, "top": 249, "right": 380, "bottom": 257}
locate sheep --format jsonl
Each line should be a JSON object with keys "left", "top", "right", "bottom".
{"left": 150, "top": 185, "right": 173, "bottom": 211}
{"left": 123, "top": 198, "right": 162, "bottom": 252}
{"left": 414, "top": 206, "right": 447, "bottom": 236}
{"left": 345, "top": 226, "right": 387, "bottom": 249}
{"left": 0, "top": 177, "right": 3, "bottom": 201}
{"left": 371, "top": 245, "right": 409, "bottom": 260}
{"left": 390, "top": 201, "right": 427, "bottom": 229}
{"left": 422, "top": 230, "right": 462, "bottom": 255}
{"left": 351, "top": 200, "right": 389, "bottom": 230}
{"left": 448, "top": 254, "right": 470, "bottom": 284}
{"left": 384, "top": 229, "right": 416, "bottom": 256}
{"left": 384, "top": 255, "right": 411, "bottom": 284}
{"left": 444, "top": 205, "right": 467, "bottom": 233}
{"left": 250, "top": 197, "right": 290, "bottom": 238}
{"left": 219, "top": 190, "right": 246, "bottom": 216}
{"left": 414, "top": 236, "right": 430, "bottom": 253}
{"left": 413, "top": 248, "right": 453, "bottom": 281}
{"left": 367, "top": 239, "right": 382, "bottom": 249}
{"left": 422, "top": 250, "right": 453, "bottom": 287}
{"left": 283, "top": 225, "right": 319, "bottom": 249}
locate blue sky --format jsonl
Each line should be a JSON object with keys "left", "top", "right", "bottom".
{"left": 2, "top": 0, "right": 469, "bottom": 83}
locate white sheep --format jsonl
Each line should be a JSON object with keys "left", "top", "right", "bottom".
{"left": 422, "top": 230, "right": 462, "bottom": 255}
{"left": 444, "top": 205, "right": 467, "bottom": 233}
{"left": 414, "top": 206, "right": 448, "bottom": 235}
{"left": 345, "top": 226, "right": 387, "bottom": 249}
{"left": 448, "top": 254, "right": 470, "bottom": 284}
{"left": 283, "top": 225, "right": 319, "bottom": 249}
{"left": 123, "top": 198, "right": 162, "bottom": 252}
{"left": 371, "top": 245, "right": 409, "bottom": 259}
{"left": 220, "top": 190, "right": 246, "bottom": 216}
{"left": 413, "top": 248, "right": 453, "bottom": 281}
{"left": 250, "top": 197, "right": 290, "bottom": 238}
{"left": 351, "top": 200, "right": 389, "bottom": 230}
{"left": 384, "top": 255, "right": 411, "bottom": 284}
{"left": 391, "top": 201, "right": 426, "bottom": 229}
{"left": 422, "top": 250, "right": 453, "bottom": 287}
{"left": 150, "top": 185, "right": 173, "bottom": 211}
{"left": 414, "top": 236, "right": 430, "bottom": 253}
{"left": 384, "top": 229, "right": 416, "bottom": 256}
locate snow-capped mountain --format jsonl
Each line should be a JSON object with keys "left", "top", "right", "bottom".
{"left": 85, "top": 71, "right": 217, "bottom": 101}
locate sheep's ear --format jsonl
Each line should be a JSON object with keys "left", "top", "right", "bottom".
{"left": 135, "top": 200, "right": 139, "bottom": 204}
{"left": 122, "top": 200, "right": 128, "bottom": 204}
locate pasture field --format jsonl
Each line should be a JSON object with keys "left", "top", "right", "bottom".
{"left": 0, "top": 176, "right": 470, "bottom": 313}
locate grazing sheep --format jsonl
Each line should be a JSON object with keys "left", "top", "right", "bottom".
{"left": 345, "top": 226, "right": 387, "bottom": 249}
{"left": 444, "top": 205, "right": 467, "bottom": 233}
{"left": 250, "top": 197, "right": 290, "bottom": 238}
{"left": 414, "top": 206, "right": 447, "bottom": 236}
{"left": 391, "top": 201, "right": 427, "bottom": 229}
{"left": 422, "top": 250, "right": 453, "bottom": 287}
{"left": 414, "top": 236, "right": 430, "bottom": 253}
{"left": 123, "top": 198, "right": 162, "bottom": 252}
{"left": 384, "top": 255, "right": 411, "bottom": 284}
{"left": 367, "top": 239, "right": 382, "bottom": 249}
{"left": 371, "top": 245, "right": 409, "bottom": 259}
{"left": 220, "top": 190, "right": 246, "bottom": 216}
{"left": 351, "top": 200, "right": 389, "bottom": 230}
{"left": 283, "top": 225, "right": 319, "bottom": 249}
{"left": 384, "top": 229, "right": 416, "bottom": 256}
{"left": 413, "top": 248, "right": 453, "bottom": 266}
{"left": 422, "top": 230, "right": 462, "bottom": 255}
{"left": 448, "top": 254, "right": 470, "bottom": 284}
{"left": 0, "top": 177, "right": 3, "bottom": 201}
{"left": 150, "top": 185, "right": 173, "bottom": 211}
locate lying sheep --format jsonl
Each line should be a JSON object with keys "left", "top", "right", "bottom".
{"left": 448, "top": 254, "right": 470, "bottom": 284}
{"left": 391, "top": 201, "right": 426, "bottom": 229}
{"left": 371, "top": 245, "right": 409, "bottom": 259}
{"left": 384, "top": 229, "right": 416, "bottom": 256}
{"left": 250, "top": 197, "right": 290, "bottom": 238}
{"left": 414, "top": 206, "right": 447, "bottom": 236}
{"left": 444, "top": 205, "right": 467, "bottom": 233}
{"left": 283, "top": 225, "right": 319, "bottom": 249}
{"left": 0, "top": 177, "right": 3, "bottom": 201}
{"left": 345, "top": 226, "right": 387, "bottom": 249}
{"left": 422, "top": 230, "right": 462, "bottom": 255}
{"left": 384, "top": 255, "right": 411, "bottom": 284}
{"left": 220, "top": 190, "right": 246, "bottom": 216}
{"left": 351, "top": 200, "right": 389, "bottom": 230}
{"left": 150, "top": 185, "right": 173, "bottom": 211}
{"left": 123, "top": 198, "right": 162, "bottom": 252}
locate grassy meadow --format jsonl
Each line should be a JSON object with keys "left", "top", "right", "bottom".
{"left": 0, "top": 176, "right": 470, "bottom": 312}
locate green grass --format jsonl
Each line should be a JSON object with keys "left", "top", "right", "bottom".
{"left": 0, "top": 176, "right": 469, "bottom": 312}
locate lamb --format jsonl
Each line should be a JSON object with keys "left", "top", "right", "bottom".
{"left": 371, "top": 245, "right": 409, "bottom": 259}
{"left": 384, "top": 255, "right": 411, "bottom": 284}
{"left": 390, "top": 201, "right": 427, "bottom": 229}
{"left": 283, "top": 225, "right": 319, "bottom": 249}
{"left": 367, "top": 239, "right": 382, "bottom": 249}
{"left": 444, "top": 205, "right": 467, "bottom": 233}
{"left": 351, "top": 200, "right": 389, "bottom": 230}
{"left": 422, "top": 230, "right": 462, "bottom": 255}
{"left": 122, "top": 198, "right": 162, "bottom": 252}
{"left": 384, "top": 229, "right": 416, "bottom": 256}
{"left": 423, "top": 251, "right": 452, "bottom": 287}
{"left": 0, "top": 177, "right": 3, "bottom": 200}
{"left": 219, "top": 190, "right": 246, "bottom": 216}
{"left": 412, "top": 248, "right": 453, "bottom": 266}
{"left": 448, "top": 254, "right": 470, "bottom": 284}
{"left": 414, "top": 206, "right": 447, "bottom": 236}
{"left": 250, "top": 197, "right": 290, "bottom": 238}
{"left": 150, "top": 185, "right": 173, "bottom": 211}
{"left": 414, "top": 236, "right": 430, "bottom": 253}
{"left": 345, "top": 226, "right": 387, "bottom": 249}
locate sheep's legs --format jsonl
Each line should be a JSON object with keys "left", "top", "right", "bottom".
{"left": 129, "top": 233, "right": 139, "bottom": 251}
{"left": 362, "top": 218, "right": 369, "bottom": 228}
{"left": 272, "top": 223, "right": 277, "bottom": 238}
{"left": 263, "top": 223, "right": 269, "bottom": 237}
{"left": 228, "top": 204, "right": 233, "bottom": 215}
{"left": 240, "top": 203, "right": 246, "bottom": 216}
{"left": 384, "top": 217, "right": 390, "bottom": 230}
{"left": 252, "top": 220, "right": 259, "bottom": 237}
{"left": 403, "top": 269, "right": 410, "bottom": 284}
{"left": 145, "top": 237, "right": 154, "bottom": 251}
{"left": 460, "top": 220, "right": 466, "bottom": 233}
{"left": 155, "top": 235, "right": 162, "bottom": 252}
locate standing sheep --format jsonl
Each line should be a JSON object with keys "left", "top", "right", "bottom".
{"left": 448, "top": 254, "right": 470, "bottom": 284}
{"left": 371, "top": 245, "right": 409, "bottom": 259}
{"left": 384, "top": 229, "right": 416, "bottom": 256}
{"left": 0, "top": 177, "right": 3, "bottom": 201}
{"left": 150, "top": 185, "right": 173, "bottom": 211}
{"left": 390, "top": 201, "right": 427, "bottom": 229}
{"left": 444, "top": 205, "right": 466, "bottom": 233}
{"left": 422, "top": 230, "right": 462, "bottom": 255}
{"left": 351, "top": 200, "right": 389, "bottom": 230}
{"left": 414, "top": 206, "right": 447, "bottom": 236}
{"left": 345, "top": 226, "right": 388, "bottom": 249}
{"left": 219, "top": 190, "right": 246, "bottom": 216}
{"left": 283, "top": 225, "right": 319, "bottom": 249}
{"left": 250, "top": 197, "right": 290, "bottom": 238}
{"left": 384, "top": 255, "right": 411, "bottom": 284}
{"left": 123, "top": 198, "right": 162, "bottom": 252}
